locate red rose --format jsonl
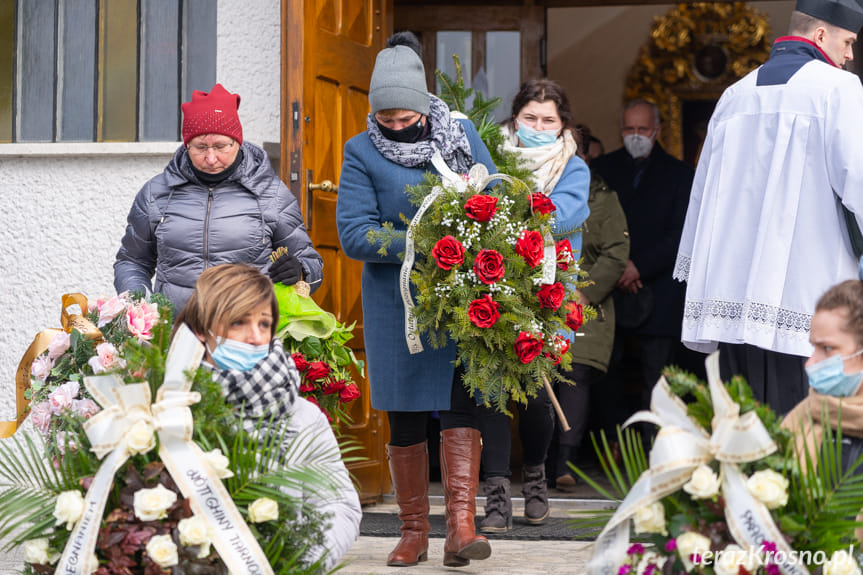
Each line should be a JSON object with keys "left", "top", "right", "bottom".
{"left": 468, "top": 294, "right": 501, "bottom": 328}
{"left": 544, "top": 336, "right": 570, "bottom": 365}
{"left": 432, "top": 235, "right": 466, "bottom": 270}
{"left": 514, "top": 230, "right": 545, "bottom": 268}
{"left": 566, "top": 302, "right": 584, "bottom": 332}
{"left": 339, "top": 383, "right": 361, "bottom": 403}
{"left": 323, "top": 378, "right": 346, "bottom": 395}
{"left": 537, "top": 282, "right": 565, "bottom": 310}
{"left": 556, "top": 239, "right": 573, "bottom": 271}
{"left": 514, "top": 331, "right": 543, "bottom": 364}
{"left": 530, "top": 192, "right": 556, "bottom": 215}
{"left": 305, "top": 361, "right": 331, "bottom": 382}
{"left": 299, "top": 381, "right": 316, "bottom": 393}
{"left": 473, "top": 249, "right": 505, "bottom": 284}
{"left": 305, "top": 395, "right": 332, "bottom": 421}
{"left": 291, "top": 353, "right": 309, "bottom": 372}
{"left": 464, "top": 194, "right": 499, "bottom": 222}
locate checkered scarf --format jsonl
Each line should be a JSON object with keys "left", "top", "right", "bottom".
{"left": 208, "top": 338, "right": 299, "bottom": 428}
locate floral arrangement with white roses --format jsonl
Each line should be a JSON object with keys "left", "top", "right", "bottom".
{"left": 3, "top": 296, "right": 344, "bottom": 575}
{"left": 572, "top": 358, "right": 863, "bottom": 575}
{"left": 369, "top": 168, "right": 594, "bottom": 412}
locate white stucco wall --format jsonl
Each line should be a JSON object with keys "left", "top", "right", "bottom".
{"left": 0, "top": 0, "right": 280, "bottom": 430}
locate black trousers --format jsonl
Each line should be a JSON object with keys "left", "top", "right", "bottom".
{"left": 387, "top": 370, "right": 479, "bottom": 447}
{"left": 555, "top": 363, "right": 599, "bottom": 449}
{"left": 718, "top": 342, "right": 808, "bottom": 416}
{"left": 477, "top": 386, "right": 554, "bottom": 478}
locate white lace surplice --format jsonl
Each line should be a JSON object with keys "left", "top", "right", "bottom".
{"left": 674, "top": 60, "right": 863, "bottom": 357}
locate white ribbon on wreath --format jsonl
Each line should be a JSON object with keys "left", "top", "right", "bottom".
{"left": 399, "top": 151, "right": 554, "bottom": 354}
{"left": 54, "top": 325, "right": 273, "bottom": 575}
{"left": 587, "top": 352, "right": 809, "bottom": 575}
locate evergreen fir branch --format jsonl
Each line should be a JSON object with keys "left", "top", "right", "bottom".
{"left": 365, "top": 221, "right": 403, "bottom": 257}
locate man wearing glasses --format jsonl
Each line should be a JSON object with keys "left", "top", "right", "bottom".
{"left": 114, "top": 83, "right": 322, "bottom": 312}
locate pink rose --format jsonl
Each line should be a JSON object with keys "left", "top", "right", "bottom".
{"left": 31, "top": 355, "right": 54, "bottom": 381}
{"left": 97, "top": 294, "right": 128, "bottom": 327}
{"left": 127, "top": 302, "right": 160, "bottom": 340}
{"left": 48, "top": 381, "right": 79, "bottom": 414}
{"left": 72, "top": 399, "right": 100, "bottom": 419}
{"left": 47, "top": 332, "right": 71, "bottom": 360}
{"left": 30, "top": 401, "right": 52, "bottom": 435}
{"left": 88, "top": 342, "right": 125, "bottom": 374}
{"left": 56, "top": 431, "right": 78, "bottom": 455}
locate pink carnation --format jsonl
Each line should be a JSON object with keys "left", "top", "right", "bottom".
{"left": 31, "top": 355, "right": 54, "bottom": 381}
{"left": 48, "top": 381, "right": 80, "bottom": 414}
{"left": 30, "top": 401, "right": 52, "bottom": 435}
{"left": 47, "top": 332, "right": 71, "bottom": 359}
{"left": 127, "top": 302, "right": 160, "bottom": 340}
{"left": 97, "top": 294, "right": 128, "bottom": 327}
{"left": 72, "top": 399, "right": 100, "bottom": 418}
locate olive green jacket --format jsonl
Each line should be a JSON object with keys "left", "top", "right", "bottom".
{"left": 571, "top": 175, "right": 630, "bottom": 373}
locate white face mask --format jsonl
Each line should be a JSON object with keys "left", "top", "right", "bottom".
{"left": 623, "top": 133, "right": 654, "bottom": 159}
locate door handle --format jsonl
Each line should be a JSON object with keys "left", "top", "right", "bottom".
{"left": 307, "top": 180, "right": 338, "bottom": 193}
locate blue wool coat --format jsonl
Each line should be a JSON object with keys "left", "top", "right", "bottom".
{"left": 336, "top": 120, "right": 495, "bottom": 412}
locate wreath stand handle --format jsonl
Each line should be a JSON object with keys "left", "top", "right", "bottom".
{"left": 542, "top": 375, "right": 570, "bottom": 432}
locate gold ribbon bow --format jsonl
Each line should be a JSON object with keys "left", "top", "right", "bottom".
{"left": 587, "top": 352, "right": 808, "bottom": 575}
{"left": 54, "top": 325, "right": 273, "bottom": 575}
{"left": 3, "top": 294, "right": 102, "bottom": 438}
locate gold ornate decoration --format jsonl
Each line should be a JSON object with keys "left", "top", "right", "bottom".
{"left": 624, "top": 2, "right": 772, "bottom": 161}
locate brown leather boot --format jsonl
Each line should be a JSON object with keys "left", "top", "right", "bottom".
{"left": 386, "top": 442, "right": 430, "bottom": 567}
{"left": 440, "top": 428, "right": 492, "bottom": 567}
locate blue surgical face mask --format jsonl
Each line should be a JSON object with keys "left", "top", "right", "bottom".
{"left": 516, "top": 122, "right": 559, "bottom": 148}
{"left": 208, "top": 335, "right": 270, "bottom": 372}
{"left": 806, "top": 349, "right": 863, "bottom": 397}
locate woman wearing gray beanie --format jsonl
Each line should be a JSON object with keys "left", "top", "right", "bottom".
{"left": 336, "top": 31, "right": 496, "bottom": 568}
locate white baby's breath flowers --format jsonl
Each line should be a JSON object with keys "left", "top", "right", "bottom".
{"left": 146, "top": 534, "right": 179, "bottom": 568}
{"left": 683, "top": 464, "right": 721, "bottom": 500}
{"left": 824, "top": 549, "right": 862, "bottom": 575}
{"left": 714, "top": 544, "right": 761, "bottom": 575}
{"left": 248, "top": 497, "right": 279, "bottom": 523}
{"left": 23, "top": 538, "right": 59, "bottom": 565}
{"left": 125, "top": 419, "right": 156, "bottom": 455}
{"left": 676, "top": 531, "right": 712, "bottom": 571}
{"left": 746, "top": 468, "right": 789, "bottom": 510}
{"left": 632, "top": 501, "right": 667, "bottom": 536}
{"left": 202, "top": 448, "right": 234, "bottom": 479}
{"left": 178, "top": 514, "right": 214, "bottom": 558}
{"left": 53, "top": 490, "right": 85, "bottom": 530}
{"left": 133, "top": 484, "right": 178, "bottom": 521}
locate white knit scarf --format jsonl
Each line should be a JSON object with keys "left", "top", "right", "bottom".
{"left": 500, "top": 124, "right": 578, "bottom": 194}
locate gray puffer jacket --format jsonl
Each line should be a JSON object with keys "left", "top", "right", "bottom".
{"left": 114, "top": 142, "right": 323, "bottom": 312}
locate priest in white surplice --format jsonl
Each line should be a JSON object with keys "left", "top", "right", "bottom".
{"left": 674, "top": 0, "right": 863, "bottom": 414}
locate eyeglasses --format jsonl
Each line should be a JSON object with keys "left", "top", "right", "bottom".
{"left": 188, "top": 141, "right": 236, "bottom": 155}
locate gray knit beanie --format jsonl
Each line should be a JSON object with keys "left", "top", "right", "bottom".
{"left": 369, "top": 45, "right": 430, "bottom": 116}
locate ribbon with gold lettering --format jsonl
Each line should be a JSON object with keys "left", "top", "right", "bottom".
{"left": 54, "top": 325, "right": 273, "bottom": 575}
{"left": 586, "top": 352, "right": 807, "bottom": 575}
{"left": 399, "top": 151, "right": 514, "bottom": 354}
{"left": 3, "top": 294, "right": 102, "bottom": 438}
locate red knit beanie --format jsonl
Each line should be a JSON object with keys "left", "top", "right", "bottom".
{"left": 181, "top": 83, "right": 243, "bottom": 145}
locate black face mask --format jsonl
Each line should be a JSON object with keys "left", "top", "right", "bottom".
{"left": 376, "top": 117, "right": 426, "bottom": 143}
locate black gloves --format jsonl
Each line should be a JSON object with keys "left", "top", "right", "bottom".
{"left": 269, "top": 252, "right": 304, "bottom": 285}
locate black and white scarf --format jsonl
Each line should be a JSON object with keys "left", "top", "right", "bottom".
{"left": 367, "top": 94, "right": 473, "bottom": 174}
{"left": 208, "top": 338, "right": 298, "bottom": 430}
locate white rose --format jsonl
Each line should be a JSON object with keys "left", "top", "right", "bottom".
{"left": 202, "top": 448, "right": 235, "bottom": 479}
{"left": 714, "top": 544, "right": 761, "bottom": 575}
{"left": 31, "top": 355, "right": 54, "bottom": 381}
{"left": 53, "top": 490, "right": 85, "bottom": 530}
{"left": 125, "top": 419, "right": 156, "bottom": 455}
{"left": 683, "top": 464, "right": 721, "bottom": 500}
{"left": 178, "top": 514, "right": 213, "bottom": 558}
{"left": 85, "top": 554, "right": 99, "bottom": 575}
{"left": 676, "top": 531, "right": 712, "bottom": 571}
{"left": 825, "top": 550, "right": 862, "bottom": 575}
{"left": 146, "top": 534, "right": 179, "bottom": 568}
{"left": 23, "top": 538, "right": 59, "bottom": 565}
{"left": 248, "top": 497, "right": 279, "bottom": 523}
{"left": 746, "top": 468, "right": 789, "bottom": 510}
{"left": 632, "top": 501, "right": 667, "bottom": 535}
{"left": 133, "top": 484, "right": 177, "bottom": 521}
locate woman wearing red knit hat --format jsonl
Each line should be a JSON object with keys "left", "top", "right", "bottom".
{"left": 114, "top": 83, "right": 323, "bottom": 313}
